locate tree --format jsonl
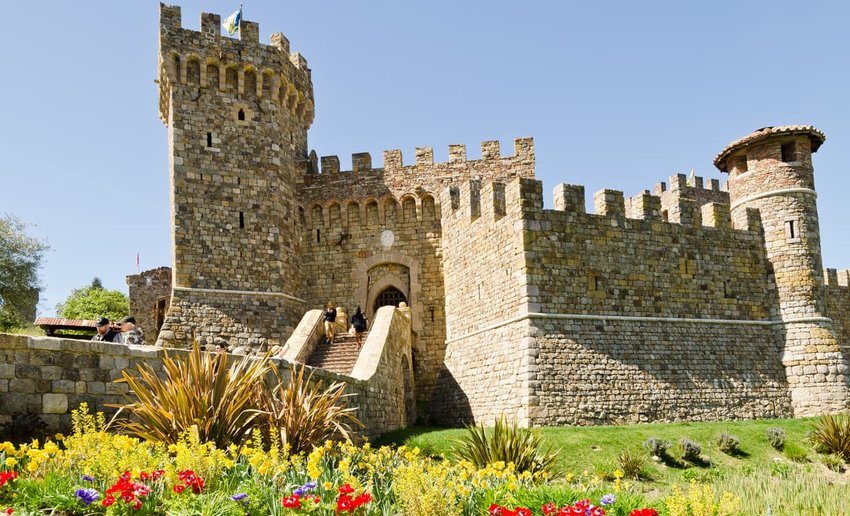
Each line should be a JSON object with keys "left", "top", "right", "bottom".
{"left": 56, "top": 278, "right": 128, "bottom": 321}
{"left": 0, "top": 214, "right": 49, "bottom": 331}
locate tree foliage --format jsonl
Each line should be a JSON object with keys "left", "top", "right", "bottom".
{"left": 0, "top": 214, "right": 48, "bottom": 331}
{"left": 56, "top": 278, "right": 128, "bottom": 321}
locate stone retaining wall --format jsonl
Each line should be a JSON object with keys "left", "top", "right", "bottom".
{"left": 0, "top": 332, "right": 409, "bottom": 440}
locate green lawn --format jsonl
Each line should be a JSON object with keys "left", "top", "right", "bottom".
{"left": 376, "top": 417, "right": 850, "bottom": 514}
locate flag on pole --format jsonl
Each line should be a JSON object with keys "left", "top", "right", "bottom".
{"left": 222, "top": 6, "right": 242, "bottom": 35}
{"left": 688, "top": 167, "right": 695, "bottom": 186}
{"left": 136, "top": 253, "right": 140, "bottom": 273}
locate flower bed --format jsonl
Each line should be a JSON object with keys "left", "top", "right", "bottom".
{"left": 0, "top": 404, "right": 665, "bottom": 515}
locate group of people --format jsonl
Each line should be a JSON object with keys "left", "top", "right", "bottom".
{"left": 324, "top": 301, "right": 368, "bottom": 348}
{"left": 91, "top": 316, "right": 145, "bottom": 345}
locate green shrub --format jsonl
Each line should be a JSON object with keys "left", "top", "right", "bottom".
{"left": 617, "top": 448, "right": 648, "bottom": 479}
{"left": 770, "top": 461, "right": 792, "bottom": 478}
{"left": 679, "top": 439, "right": 702, "bottom": 462}
{"left": 258, "top": 364, "right": 362, "bottom": 454}
{"left": 822, "top": 453, "right": 845, "bottom": 472}
{"left": 766, "top": 426, "right": 786, "bottom": 450}
{"left": 451, "top": 415, "right": 558, "bottom": 475}
{"left": 715, "top": 432, "right": 741, "bottom": 455}
{"left": 643, "top": 437, "right": 671, "bottom": 457}
{"left": 782, "top": 441, "right": 808, "bottom": 462}
{"left": 682, "top": 466, "right": 723, "bottom": 483}
{"left": 810, "top": 413, "right": 850, "bottom": 461}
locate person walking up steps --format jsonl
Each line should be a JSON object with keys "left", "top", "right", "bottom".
{"left": 351, "top": 306, "right": 367, "bottom": 349}
{"left": 323, "top": 301, "right": 337, "bottom": 344}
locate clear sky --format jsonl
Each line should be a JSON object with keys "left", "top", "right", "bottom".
{"left": 2, "top": 1, "right": 848, "bottom": 316}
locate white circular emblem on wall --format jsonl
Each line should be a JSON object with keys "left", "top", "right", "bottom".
{"left": 380, "top": 229, "right": 395, "bottom": 248}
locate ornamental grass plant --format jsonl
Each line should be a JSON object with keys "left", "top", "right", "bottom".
{"left": 111, "top": 342, "right": 271, "bottom": 448}
{"left": 810, "top": 413, "right": 850, "bottom": 461}
{"left": 258, "top": 364, "right": 362, "bottom": 454}
{"left": 451, "top": 415, "right": 559, "bottom": 476}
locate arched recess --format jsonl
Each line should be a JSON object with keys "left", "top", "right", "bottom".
{"left": 353, "top": 252, "right": 423, "bottom": 335}
{"left": 372, "top": 283, "right": 407, "bottom": 315}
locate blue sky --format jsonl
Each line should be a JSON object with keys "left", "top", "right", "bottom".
{"left": 2, "top": 1, "right": 849, "bottom": 316}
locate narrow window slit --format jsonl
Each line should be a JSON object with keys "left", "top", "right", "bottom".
{"left": 206, "top": 132, "right": 213, "bottom": 147}
{"left": 239, "top": 211, "right": 245, "bottom": 229}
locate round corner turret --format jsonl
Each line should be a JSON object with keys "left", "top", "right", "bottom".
{"left": 713, "top": 125, "right": 825, "bottom": 175}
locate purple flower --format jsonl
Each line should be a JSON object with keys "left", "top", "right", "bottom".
{"left": 75, "top": 488, "right": 100, "bottom": 505}
{"left": 600, "top": 494, "right": 616, "bottom": 506}
{"left": 82, "top": 475, "right": 95, "bottom": 482}
{"left": 231, "top": 493, "right": 249, "bottom": 505}
{"left": 293, "top": 481, "right": 318, "bottom": 496}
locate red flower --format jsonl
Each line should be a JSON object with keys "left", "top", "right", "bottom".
{"left": 121, "top": 493, "right": 136, "bottom": 504}
{"left": 173, "top": 485, "right": 185, "bottom": 494}
{"left": 151, "top": 469, "right": 165, "bottom": 480}
{"left": 542, "top": 502, "right": 558, "bottom": 515}
{"left": 3, "top": 509, "right": 12, "bottom": 515}
{"left": 102, "top": 496, "right": 115, "bottom": 507}
{"left": 132, "top": 499, "right": 143, "bottom": 511}
{"left": 337, "top": 495, "right": 353, "bottom": 512}
{"left": 502, "top": 510, "right": 517, "bottom": 516}
{"left": 119, "top": 471, "right": 131, "bottom": 482}
{"left": 629, "top": 510, "right": 658, "bottom": 516}
{"left": 139, "top": 472, "right": 150, "bottom": 482}
{"left": 516, "top": 508, "right": 532, "bottom": 516}
{"left": 353, "top": 493, "right": 372, "bottom": 508}
{"left": 489, "top": 503, "right": 503, "bottom": 516}
{"left": 338, "top": 484, "right": 354, "bottom": 495}
{"left": 590, "top": 508, "right": 606, "bottom": 516}
{"left": 282, "top": 495, "right": 301, "bottom": 509}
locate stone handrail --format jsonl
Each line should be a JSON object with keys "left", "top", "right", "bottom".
{"left": 281, "top": 309, "right": 325, "bottom": 363}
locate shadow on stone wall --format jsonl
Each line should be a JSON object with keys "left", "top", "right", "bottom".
{"left": 429, "top": 365, "right": 473, "bottom": 426}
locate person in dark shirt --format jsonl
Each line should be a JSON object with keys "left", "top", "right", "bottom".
{"left": 91, "top": 317, "right": 119, "bottom": 342}
{"left": 351, "top": 306, "right": 367, "bottom": 349}
{"left": 323, "top": 301, "right": 337, "bottom": 344}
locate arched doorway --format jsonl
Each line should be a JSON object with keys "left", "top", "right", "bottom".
{"left": 373, "top": 286, "right": 407, "bottom": 314}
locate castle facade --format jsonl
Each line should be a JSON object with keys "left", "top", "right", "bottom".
{"left": 151, "top": 5, "right": 850, "bottom": 426}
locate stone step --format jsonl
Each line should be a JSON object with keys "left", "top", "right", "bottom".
{"left": 305, "top": 332, "right": 367, "bottom": 375}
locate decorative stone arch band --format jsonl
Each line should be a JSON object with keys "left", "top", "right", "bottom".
{"left": 353, "top": 252, "right": 422, "bottom": 334}
{"left": 730, "top": 188, "right": 817, "bottom": 211}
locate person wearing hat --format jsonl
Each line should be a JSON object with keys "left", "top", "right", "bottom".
{"left": 91, "top": 317, "right": 120, "bottom": 342}
{"left": 116, "top": 316, "right": 145, "bottom": 346}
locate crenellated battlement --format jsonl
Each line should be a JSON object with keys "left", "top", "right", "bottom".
{"left": 439, "top": 176, "right": 746, "bottom": 234}
{"left": 298, "top": 138, "right": 535, "bottom": 206}
{"left": 158, "top": 4, "right": 314, "bottom": 128}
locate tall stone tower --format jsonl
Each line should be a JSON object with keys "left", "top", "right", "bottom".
{"left": 156, "top": 4, "right": 314, "bottom": 348}
{"left": 716, "top": 125, "right": 850, "bottom": 415}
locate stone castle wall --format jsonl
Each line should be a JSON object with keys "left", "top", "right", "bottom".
{"left": 530, "top": 318, "right": 791, "bottom": 425}
{"left": 825, "top": 270, "right": 850, "bottom": 347}
{"left": 0, "top": 333, "right": 409, "bottom": 440}
{"left": 519, "top": 181, "right": 776, "bottom": 320}
{"left": 126, "top": 267, "right": 172, "bottom": 339}
{"left": 294, "top": 140, "right": 536, "bottom": 402}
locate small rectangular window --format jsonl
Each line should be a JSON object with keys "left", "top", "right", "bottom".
{"left": 449, "top": 187, "right": 460, "bottom": 210}
{"left": 662, "top": 210, "right": 669, "bottom": 222}
{"left": 206, "top": 132, "right": 213, "bottom": 147}
{"left": 239, "top": 211, "right": 245, "bottom": 229}
{"left": 786, "top": 220, "right": 796, "bottom": 240}
{"left": 781, "top": 143, "right": 796, "bottom": 163}
{"left": 316, "top": 228, "right": 321, "bottom": 243}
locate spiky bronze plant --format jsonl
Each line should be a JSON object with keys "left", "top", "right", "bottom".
{"left": 109, "top": 342, "right": 271, "bottom": 448}
{"left": 258, "top": 364, "right": 362, "bottom": 454}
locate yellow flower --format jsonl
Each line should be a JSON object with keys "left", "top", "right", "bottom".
{"left": 613, "top": 469, "right": 624, "bottom": 480}
{"left": 4, "top": 458, "right": 16, "bottom": 467}
{"left": 323, "top": 481, "right": 333, "bottom": 490}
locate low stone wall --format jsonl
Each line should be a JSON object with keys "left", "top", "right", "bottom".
{"left": 0, "top": 334, "right": 161, "bottom": 431}
{"left": 530, "top": 317, "right": 793, "bottom": 425}
{"left": 0, "top": 330, "right": 411, "bottom": 440}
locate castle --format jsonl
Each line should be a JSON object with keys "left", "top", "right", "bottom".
{"left": 145, "top": 4, "right": 850, "bottom": 427}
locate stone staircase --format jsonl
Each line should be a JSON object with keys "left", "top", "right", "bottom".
{"left": 305, "top": 333, "right": 365, "bottom": 375}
